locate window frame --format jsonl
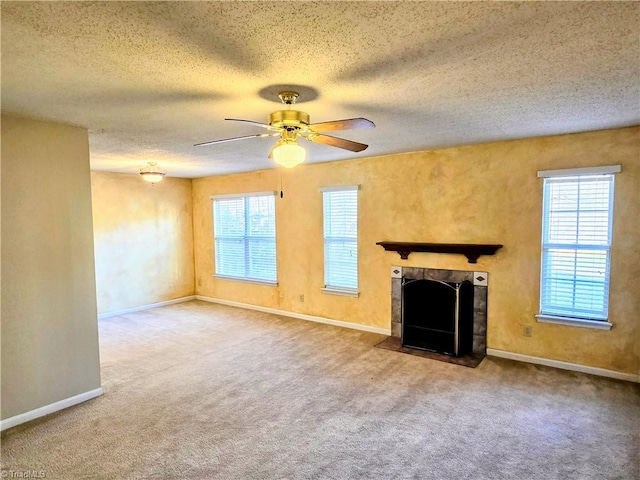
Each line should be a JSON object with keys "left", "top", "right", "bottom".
{"left": 319, "top": 185, "right": 360, "bottom": 297}
{"left": 211, "top": 191, "right": 278, "bottom": 286}
{"left": 535, "top": 165, "right": 620, "bottom": 330}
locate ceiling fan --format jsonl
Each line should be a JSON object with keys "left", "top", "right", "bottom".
{"left": 194, "top": 91, "right": 375, "bottom": 168}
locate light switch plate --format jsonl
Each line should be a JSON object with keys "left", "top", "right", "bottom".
{"left": 391, "top": 266, "right": 402, "bottom": 278}
{"left": 473, "top": 271, "right": 488, "bottom": 286}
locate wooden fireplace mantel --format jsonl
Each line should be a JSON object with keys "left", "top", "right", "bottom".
{"left": 376, "top": 241, "right": 503, "bottom": 263}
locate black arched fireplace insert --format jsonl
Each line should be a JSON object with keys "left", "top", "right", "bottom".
{"left": 402, "top": 278, "right": 474, "bottom": 357}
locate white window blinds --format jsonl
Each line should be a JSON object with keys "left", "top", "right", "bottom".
{"left": 212, "top": 193, "right": 277, "bottom": 284}
{"left": 539, "top": 170, "right": 617, "bottom": 321}
{"left": 322, "top": 187, "right": 358, "bottom": 292}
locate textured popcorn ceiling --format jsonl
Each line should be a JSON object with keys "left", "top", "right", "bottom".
{"left": 1, "top": 1, "right": 638, "bottom": 178}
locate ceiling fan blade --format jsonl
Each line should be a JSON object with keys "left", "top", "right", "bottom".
{"left": 308, "top": 117, "right": 375, "bottom": 133}
{"left": 194, "top": 133, "right": 277, "bottom": 147}
{"left": 225, "top": 118, "right": 280, "bottom": 131}
{"left": 307, "top": 134, "right": 368, "bottom": 152}
{"left": 268, "top": 139, "right": 283, "bottom": 159}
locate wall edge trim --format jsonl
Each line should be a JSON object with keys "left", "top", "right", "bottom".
{"left": 1, "top": 387, "right": 104, "bottom": 432}
{"left": 98, "top": 295, "right": 196, "bottom": 319}
{"left": 486, "top": 348, "right": 639, "bottom": 383}
{"left": 195, "top": 295, "right": 391, "bottom": 336}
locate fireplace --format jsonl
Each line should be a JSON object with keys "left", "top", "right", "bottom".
{"left": 390, "top": 267, "right": 488, "bottom": 357}
{"left": 402, "top": 278, "right": 474, "bottom": 356}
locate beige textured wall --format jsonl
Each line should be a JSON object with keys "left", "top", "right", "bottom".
{"left": 193, "top": 127, "right": 639, "bottom": 375}
{"left": 91, "top": 172, "right": 194, "bottom": 315}
{"left": 1, "top": 115, "right": 102, "bottom": 419}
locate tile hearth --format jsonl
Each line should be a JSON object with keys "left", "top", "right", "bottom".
{"left": 375, "top": 336, "right": 485, "bottom": 368}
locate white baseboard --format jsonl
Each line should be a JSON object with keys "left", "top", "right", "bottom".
{"left": 487, "top": 348, "right": 639, "bottom": 383}
{"left": 195, "top": 295, "right": 391, "bottom": 336}
{"left": 0, "top": 387, "right": 104, "bottom": 432}
{"left": 98, "top": 295, "right": 196, "bottom": 320}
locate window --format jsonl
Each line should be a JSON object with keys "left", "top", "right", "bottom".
{"left": 320, "top": 186, "right": 359, "bottom": 296}
{"left": 537, "top": 165, "right": 620, "bottom": 329}
{"left": 211, "top": 192, "right": 277, "bottom": 284}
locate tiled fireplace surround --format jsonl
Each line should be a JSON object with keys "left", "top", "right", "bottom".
{"left": 390, "top": 266, "right": 488, "bottom": 355}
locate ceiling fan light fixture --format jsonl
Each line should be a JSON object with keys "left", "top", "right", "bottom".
{"left": 194, "top": 90, "right": 374, "bottom": 167}
{"left": 272, "top": 142, "right": 306, "bottom": 168}
{"left": 140, "top": 162, "right": 166, "bottom": 184}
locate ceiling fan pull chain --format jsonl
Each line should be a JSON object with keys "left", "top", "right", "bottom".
{"left": 279, "top": 171, "right": 284, "bottom": 198}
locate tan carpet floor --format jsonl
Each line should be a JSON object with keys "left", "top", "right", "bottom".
{"left": 1, "top": 300, "right": 639, "bottom": 479}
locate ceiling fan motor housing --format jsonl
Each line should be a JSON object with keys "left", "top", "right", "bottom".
{"left": 268, "top": 110, "right": 310, "bottom": 129}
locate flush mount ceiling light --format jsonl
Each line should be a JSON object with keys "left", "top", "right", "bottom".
{"left": 195, "top": 90, "right": 375, "bottom": 168}
{"left": 139, "top": 162, "right": 166, "bottom": 184}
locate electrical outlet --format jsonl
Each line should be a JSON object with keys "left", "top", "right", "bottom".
{"left": 523, "top": 326, "right": 533, "bottom": 337}
{"left": 299, "top": 294, "right": 305, "bottom": 302}
{"left": 279, "top": 291, "right": 285, "bottom": 300}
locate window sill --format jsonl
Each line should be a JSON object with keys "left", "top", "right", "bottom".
{"left": 535, "top": 314, "right": 612, "bottom": 331}
{"left": 322, "top": 287, "right": 359, "bottom": 298}
{"left": 214, "top": 275, "right": 277, "bottom": 287}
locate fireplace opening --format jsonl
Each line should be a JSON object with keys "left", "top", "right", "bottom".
{"left": 402, "top": 278, "right": 474, "bottom": 357}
